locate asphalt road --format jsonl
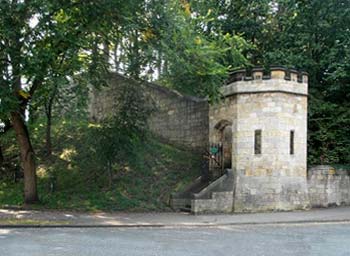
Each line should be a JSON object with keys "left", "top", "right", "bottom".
{"left": 1, "top": 223, "right": 350, "bottom": 256}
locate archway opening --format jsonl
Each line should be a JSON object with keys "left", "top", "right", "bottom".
{"left": 222, "top": 125, "right": 232, "bottom": 169}
{"left": 212, "top": 120, "right": 233, "bottom": 172}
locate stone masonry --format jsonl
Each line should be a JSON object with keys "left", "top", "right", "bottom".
{"left": 89, "top": 73, "right": 209, "bottom": 150}
{"left": 208, "top": 67, "right": 310, "bottom": 212}
{"left": 308, "top": 165, "right": 350, "bottom": 207}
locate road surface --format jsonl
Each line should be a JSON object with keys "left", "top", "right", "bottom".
{"left": 1, "top": 223, "right": 350, "bottom": 255}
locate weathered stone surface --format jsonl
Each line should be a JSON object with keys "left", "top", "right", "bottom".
{"left": 221, "top": 79, "right": 308, "bottom": 97}
{"left": 89, "top": 73, "right": 209, "bottom": 150}
{"left": 191, "top": 170, "right": 234, "bottom": 214}
{"left": 308, "top": 165, "right": 350, "bottom": 207}
{"left": 192, "top": 191, "right": 234, "bottom": 214}
{"left": 209, "top": 70, "right": 310, "bottom": 212}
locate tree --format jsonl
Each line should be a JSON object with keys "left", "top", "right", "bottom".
{"left": 190, "top": 0, "right": 350, "bottom": 164}
{"left": 87, "top": 80, "right": 152, "bottom": 187}
{"left": 157, "top": 1, "right": 249, "bottom": 101}
{"left": 262, "top": 0, "right": 350, "bottom": 164}
{"left": 110, "top": 0, "right": 249, "bottom": 101}
{"left": 0, "top": 0, "right": 140, "bottom": 203}
{"left": 0, "top": 119, "right": 13, "bottom": 166}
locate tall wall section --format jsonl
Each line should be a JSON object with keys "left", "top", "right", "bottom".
{"left": 89, "top": 73, "right": 209, "bottom": 150}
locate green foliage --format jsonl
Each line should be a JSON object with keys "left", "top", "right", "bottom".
{"left": 308, "top": 98, "right": 350, "bottom": 164}
{"left": 82, "top": 82, "right": 152, "bottom": 180}
{"left": 158, "top": 3, "right": 249, "bottom": 101}
{"left": 0, "top": 0, "right": 143, "bottom": 118}
{"left": 108, "top": 0, "right": 248, "bottom": 101}
{"left": 190, "top": 0, "right": 350, "bottom": 164}
{"left": 266, "top": 0, "right": 350, "bottom": 164}
{"left": 0, "top": 0, "right": 147, "bottom": 201}
{"left": 0, "top": 118, "right": 201, "bottom": 211}
{"left": 0, "top": 181, "right": 23, "bottom": 206}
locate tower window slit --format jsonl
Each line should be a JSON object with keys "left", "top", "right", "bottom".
{"left": 254, "top": 130, "right": 262, "bottom": 155}
{"left": 290, "top": 130, "right": 295, "bottom": 155}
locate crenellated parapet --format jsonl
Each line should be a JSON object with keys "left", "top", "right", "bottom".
{"left": 222, "top": 66, "right": 308, "bottom": 97}
{"left": 227, "top": 66, "right": 308, "bottom": 84}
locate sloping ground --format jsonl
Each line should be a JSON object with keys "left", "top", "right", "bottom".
{"left": 0, "top": 119, "right": 202, "bottom": 212}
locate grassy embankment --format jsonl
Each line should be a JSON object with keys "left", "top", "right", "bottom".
{"left": 0, "top": 119, "right": 201, "bottom": 212}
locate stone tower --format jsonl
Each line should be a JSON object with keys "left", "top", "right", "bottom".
{"left": 209, "top": 67, "right": 310, "bottom": 212}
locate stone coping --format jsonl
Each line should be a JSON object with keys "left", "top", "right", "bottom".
{"left": 308, "top": 165, "right": 350, "bottom": 176}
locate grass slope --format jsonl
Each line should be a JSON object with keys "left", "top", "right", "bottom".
{"left": 0, "top": 119, "right": 201, "bottom": 212}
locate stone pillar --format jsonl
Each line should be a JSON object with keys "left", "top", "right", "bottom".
{"left": 219, "top": 67, "right": 310, "bottom": 212}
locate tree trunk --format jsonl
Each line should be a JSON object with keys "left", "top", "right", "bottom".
{"left": 11, "top": 112, "right": 39, "bottom": 204}
{"left": 107, "top": 160, "right": 112, "bottom": 189}
{"left": 103, "top": 39, "right": 110, "bottom": 67}
{"left": 44, "top": 100, "right": 53, "bottom": 157}
{"left": 0, "top": 143, "right": 3, "bottom": 165}
{"left": 114, "top": 42, "right": 119, "bottom": 72}
{"left": 0, "top": 119, "right": 12, "bottom": 165}
{"left": 45, "top": 110, "right": 52, "bottom": 156}
{"left": 130, "top": 30, "right": 141, "bottom": 78}
{"left": 163, "top": 58, "right": 169, "bottom": 76}
{"left": 44, "top": 84, "right": 58, "bottom": 157}
{"left": 157, "top": 50, "right": 162, "bottom": 79}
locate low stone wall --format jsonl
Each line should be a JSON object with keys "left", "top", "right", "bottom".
{"left": 89, "top": 73, "right": 209, "bottom": 150}
{"left": 233, "top": 171, "right": 310, "bottom": 212}
{"left": 192, "top": 191, "right": 234, "bottom": 214}
{"left": 308, "top": 165, "right": 350, "bottom": 208}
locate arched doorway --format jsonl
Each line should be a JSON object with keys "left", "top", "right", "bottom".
{"left": 210, "top": 120, "right": 233, "bottom": 175}
{"left": 222, "top": 125, "right": 232, "bottom": 169}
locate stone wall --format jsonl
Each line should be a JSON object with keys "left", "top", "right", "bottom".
{"left": 308, "top": 165, "right": 350, "bottom": 207}
{"left": 89, "top": 73, "right": 209, "bottom": 150}
{"left": 192, "top": 191, "right": 234, "bottom": 214}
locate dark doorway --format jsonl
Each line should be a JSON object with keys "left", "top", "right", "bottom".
{"left": 213, "top": 120, "right": 233, "bottom": 171}
{"left": 222, "top": 125, "right": 232, "bottom": 169}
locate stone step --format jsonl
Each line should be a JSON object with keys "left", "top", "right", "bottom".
{"left": 179, "top": 205, "right": 192, "bottom": 213}
{"left": 171, "top": 170, "right": 234, "bottom": 213}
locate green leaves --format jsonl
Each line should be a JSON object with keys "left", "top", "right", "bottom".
{"left": 54, "top": 9, "right": 71, "bottom": 23}
{"left": 152, "top": 1, "right": 248, "bottom": 102}
{"left": 0, "top": 88, "right": 18, "bottom": 120}
{"left": 308, "top": 97, "right": 350, "bottom": 164}
{"left": 189, "top": 0, "right": 350, "bottom": 164}
{"left": 2, "top": 0, "right": 348, "bottom": 168}
{"left": 86, "top": 81, "right": 151, "bottom": 174}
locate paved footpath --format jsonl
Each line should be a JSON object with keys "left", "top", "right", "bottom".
{"left": 0, "top": 207, "right": 350, "bottom": 227}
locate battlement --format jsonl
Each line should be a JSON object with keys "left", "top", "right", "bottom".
{"left": 227, "top": 66, "right": 308, "bottom": 85}
{"left": 222, "top": 66, "right": 308, "bottom": 97}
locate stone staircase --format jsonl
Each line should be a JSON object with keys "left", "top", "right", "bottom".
{"left": 170, "top": 169, "right": 234, "bottom": 214}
